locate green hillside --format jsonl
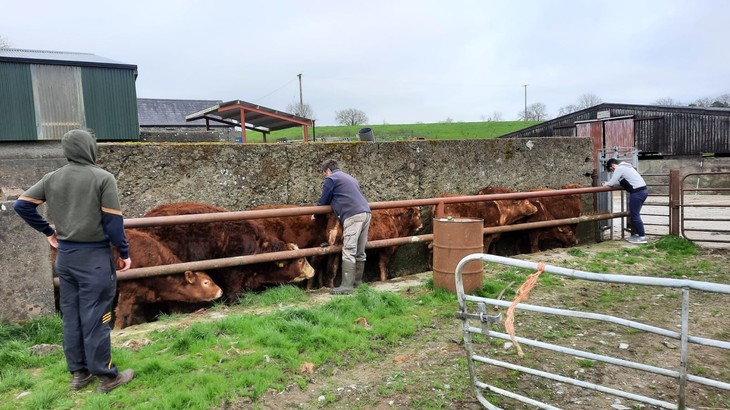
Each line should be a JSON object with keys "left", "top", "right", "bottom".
{"left": 265, "top": 121, "right": 540, "bottom": 143}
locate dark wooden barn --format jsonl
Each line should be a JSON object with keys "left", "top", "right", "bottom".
{"left": 500, "top": 103, "right": 730, "bottom": 162}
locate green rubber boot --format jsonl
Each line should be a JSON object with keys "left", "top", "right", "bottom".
{"left": 353, "top": 261, "right": 365, "bottom": 287}
{"left": 331, "top": 260, "right": 356, "bottom": 295}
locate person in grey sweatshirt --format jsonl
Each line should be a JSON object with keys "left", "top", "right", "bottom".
{"left": 14, "top": 129, "right": 135, "bottom": 393}
{"left": 603, "top": 158, "right": 649, "bottom": 243}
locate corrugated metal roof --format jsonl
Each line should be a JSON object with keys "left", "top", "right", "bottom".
{"left": 137, "top": 98, "right": 224, "bottom": 127}
{"left": 0, "top": 48, "right": 137, "bottom": 70}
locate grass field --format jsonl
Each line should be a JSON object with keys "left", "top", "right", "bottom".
{"left": 263, "top": 120, "right": 540, "bottom": 143}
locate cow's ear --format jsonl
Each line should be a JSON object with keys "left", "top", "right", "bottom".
{"left": 184, "top": 270, "right": 196, "bottom": 284}
{"left": 275, "top": 261, "right": 286, "bottom": 268}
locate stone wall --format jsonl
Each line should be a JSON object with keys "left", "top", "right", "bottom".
{"left": 97, "top": 138, "right": 594, "bottom": 217}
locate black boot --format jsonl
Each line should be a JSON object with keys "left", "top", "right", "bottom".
{"left": 353, "top": 261, "right": 365, "bottom": 287}
{"left": 331, "top": 260, "right": 356, "bottom": 295}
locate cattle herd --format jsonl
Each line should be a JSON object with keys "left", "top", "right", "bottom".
{"left": 49, "top": 185, "right": 583, "bottom": 328}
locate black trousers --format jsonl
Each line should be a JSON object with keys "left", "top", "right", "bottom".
{"left": 56, "top": 246, "right": 118, "bottom": 378}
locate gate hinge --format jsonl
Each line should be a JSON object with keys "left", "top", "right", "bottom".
{"left": 455, "top": 311, "right": 502, "bottom": 323}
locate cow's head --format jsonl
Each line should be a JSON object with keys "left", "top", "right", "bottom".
{"left": 158, "top": 271, "right": 223, "bottom": 302}
{"left": 252, "top": 242, "right": 315, "bottom": 287}
{"left": 274, "top": 244, "right": 315, "bottom": 282}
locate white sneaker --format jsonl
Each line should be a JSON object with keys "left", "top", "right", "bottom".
{"left": 628, "top": 236, "right": 647, "bottom": 244}
{"left": 625, "top": 235, "right": 639, "bottom": 242}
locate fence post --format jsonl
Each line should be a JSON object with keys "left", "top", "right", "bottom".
{"left": 669, "top": 169, "right": 681, "bottom": 236}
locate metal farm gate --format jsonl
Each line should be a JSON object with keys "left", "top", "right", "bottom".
{"left": 596, "top": 158, "right": 730, "bottom": 245}
{"left": 454, "top": 254, "right": 730, "bottom": 409}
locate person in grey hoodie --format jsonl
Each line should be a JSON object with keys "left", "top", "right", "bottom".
{"left": 603, "top": 158, "right": 649, "bottom": 244}
{"left": 14, "top": 129, "right": 135, "bottom": 393}
{"left": 316, "top": 159, "right": 371, "bottom": 295}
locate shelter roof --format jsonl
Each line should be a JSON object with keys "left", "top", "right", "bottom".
{"left": 186, "top": 100, "right": 313, "bottom": 132}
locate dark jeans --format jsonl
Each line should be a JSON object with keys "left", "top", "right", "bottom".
{"left": 56, "top": 246, "right": 119, "bottom": 378}
{"left": 628, "top": 188, "right": 649, "bottom": 236}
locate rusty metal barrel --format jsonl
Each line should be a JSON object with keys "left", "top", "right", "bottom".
{"left": 432, "top": 217, "right": 484, "bottom": 293}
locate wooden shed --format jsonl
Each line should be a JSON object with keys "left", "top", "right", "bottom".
{"left": 500, "top": 103, "right": 730, "bottom": 159}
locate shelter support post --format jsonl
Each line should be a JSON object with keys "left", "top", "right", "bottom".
{"left": 240, "top": 108, "right": 247, "bottom": 143}
{"left": 669, "top": 169, "right": 681, "bottom": 236}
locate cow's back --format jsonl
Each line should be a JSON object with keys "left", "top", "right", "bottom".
{"left": 142, "top": 202, "right": 263, "bottom": 261}
{"left": 250, "top": 204, "right": 328, "bottom": 248}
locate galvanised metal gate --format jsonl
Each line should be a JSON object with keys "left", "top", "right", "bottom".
{"left": 680, "top": 172, "right": 730, "bottom": 245}
{"left": 455, "top": 253, "right": 730, "bottom": 409}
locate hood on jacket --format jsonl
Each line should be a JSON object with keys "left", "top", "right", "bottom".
{"left": 62, "top": 129, "right": 97, "bottom": 165}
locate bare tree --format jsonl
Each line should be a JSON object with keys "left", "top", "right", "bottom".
{"left": 713, "top": 94, "right": 730, "bottom": 107}
{"left": 286, "top": 101, "right": 314, "bottom": 119}
{"left": 557, "top": 104, "right": 579, "bottom": 116}
{"left": 335, "top": 108, "right": 368, "bottom": 126}
{"left": 690, "top": 97, "right": 715, "bottom": 107}
{"left": 558, "top": 93, "right": 603, "bottom": 116}
{"left": 518, "top": 102, "right": 549, "bottom": 121}
{"left": 0, "top": 35, "right": 10, "bottom": 48}
{"left": 482, "top": 111, "right": 503, "bottom": 122}
{"left": 576, "top": 93, "right": 603, "bottom": 109}
{"left": 654, "top": 97, "right": 683, "bottom": 106}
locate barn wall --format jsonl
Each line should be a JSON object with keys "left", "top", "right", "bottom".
{"left": 1, "top": 137, "right": 595, "bottom": 322}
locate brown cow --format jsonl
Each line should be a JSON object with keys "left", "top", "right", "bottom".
{"left": 49, "top": 230, "right": 223, "bottom": 328}
{"left": 324, "top": 207, "right": 423, "bottom": 286}
{"left": 249, "top": 204, "right": 329, "bottom": 290}
{"left": 435, "top": 186, "right": 538, "bottom": 253}
{"left": 113, "top": 229, "right": 223, "bottom": 328}
{"left": 519, "top": 184, "right": 583, "bottom": 253}
{"left": 139, "top": 202, "right": 314, "bottom": 301}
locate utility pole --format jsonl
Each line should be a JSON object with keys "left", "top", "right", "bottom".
{"left": 298, "top": 73, "right": 305, "bottom": 140}
{"left": 522, "top": 84, "right": 528, "bottom": 121}
{"left": 297, "top": 73, "right": 303, "bottom": 113}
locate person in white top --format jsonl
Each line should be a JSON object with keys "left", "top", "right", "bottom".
{"left": 602, "top": 158, "right": 649, "bottom": 244}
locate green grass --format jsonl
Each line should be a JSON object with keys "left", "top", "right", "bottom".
{"left": 267, "top": 120, "right": 540, "bottom": 142}
{"left": 0, "top": 286, "right": 446, "bottom": 410}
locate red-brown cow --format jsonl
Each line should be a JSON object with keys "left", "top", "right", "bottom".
{"left": 138, "top": 202, "right": 314, "bottom": 302}
{"left": 249, "top": 204, "right": 329, "bottom": 290}
{"left": 49, "top": 230, "right": 223, "bottom": 328}
{"left": 113, "top": 229, "right": 223, "bottom": 328}
{"left": 435, "top": 186, "right": 538, "bottom": 253}
{"left": 324, "top": 207, "right": 423, "bottom": 287}
{"left": 520, "top": 184, "right": 583, "bottom": 253}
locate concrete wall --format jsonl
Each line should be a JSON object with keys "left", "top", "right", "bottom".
{"left": 1, "top": 137, "right": 597, "bottom": 321}
{"left": 0, "top": 201, "right": 55, "bottom": 322}
{"left": 139, "top": 127, "right": 240, "bottom": 143}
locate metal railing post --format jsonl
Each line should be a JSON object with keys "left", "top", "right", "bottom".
{"left": 678, "top": 287, "right": 689, "bottom": 409}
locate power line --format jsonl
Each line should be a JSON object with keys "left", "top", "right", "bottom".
{"left": 253, "top": 77, "right": 297, "bottom": 103}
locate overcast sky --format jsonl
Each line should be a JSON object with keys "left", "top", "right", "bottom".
{"left": 2, "top": 0, "right": 728, "bottom": 126}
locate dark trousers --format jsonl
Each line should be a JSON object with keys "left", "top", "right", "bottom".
{"left": 56, "top": 246, "right": 118, "bottom": 378}
{"left": 628, "top": 188, "right": 649, "bottom": 236}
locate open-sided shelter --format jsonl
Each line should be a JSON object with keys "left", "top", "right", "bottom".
{"left": 186, "top": 100, "right": 313, "bottom": 143}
